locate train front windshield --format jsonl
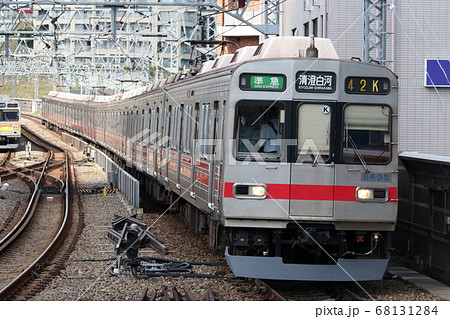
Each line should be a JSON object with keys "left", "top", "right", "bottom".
{"left": 342, "top": 105, "right": 391, "bottom": 164}
{"left": 236, "top": 101, "right": 284, "bottom": 161}
{"left": 0, "top": 110, "right": 19, "bottom": 122}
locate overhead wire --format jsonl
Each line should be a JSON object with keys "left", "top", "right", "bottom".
{"left": 392, "top": 5, "right": 450, "bottom": 117}
{"left": 412, "top": 0, "right": 450, "bottom": 61}
{"left": 404, "top": 0, "right": 450, "bottom": 88}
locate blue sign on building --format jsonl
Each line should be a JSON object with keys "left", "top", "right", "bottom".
{"left": 425, "top": 59, "right": 450, "bottom": 87}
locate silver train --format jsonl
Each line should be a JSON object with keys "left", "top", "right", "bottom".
{"left": 42, "top": 36, "right": 398, "bottom": 281}
{"left": 0, "top": 96, "right": 21, "bottom": 150}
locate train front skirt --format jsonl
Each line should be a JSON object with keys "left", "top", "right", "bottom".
{"left": 225, "top": 247, "right": 389, "bottom": 281}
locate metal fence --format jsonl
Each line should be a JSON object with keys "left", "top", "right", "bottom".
{"left": 62, "top": 132, "right": 140, "bottom": 208}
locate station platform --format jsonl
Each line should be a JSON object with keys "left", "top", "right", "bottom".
{"left": 388, "top": 267, "right": 450, "bottom": 300}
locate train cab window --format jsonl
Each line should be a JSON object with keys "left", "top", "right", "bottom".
{"left": 343, "top": 104, "right": 390, "bottom": 164}
{"left": 235, "top": 101, "right": 284, "bottom": 161}
{"left": 1, "top": 110, "right": 19, "bottom": 121}
{"left": 297, "top": 104, "right": 330, "bottom": 162}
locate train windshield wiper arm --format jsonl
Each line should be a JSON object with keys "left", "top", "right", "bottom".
{"left": 347, "top": 135, "right": 370, "bottom": 173}
{"left": 312, "top": 121, "right": 329, "bottom": 167}
{"left": 312, "top": 138, "right": 326, "bottom": 167}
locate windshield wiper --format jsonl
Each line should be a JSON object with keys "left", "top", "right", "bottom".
{"left": 347, "top": 135, "right": 370, "bottom": 173}
{"left": 312, "top": 120, "right": 330, "bottom": 167}
{"left": 312, "top": 138, "right": 327, "bottom": 167}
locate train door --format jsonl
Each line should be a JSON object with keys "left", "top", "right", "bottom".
{"left": 103, "top": 111, "right": 106, "bottom": 145}
{"left": 126, "top": 111, "right": 132, "bottom": 166}
{"left": 152, "top": 107, "right": 161, "bottom": 176}
{"left": 180, "top": 105, "right": 193, "bottom": 192}
{"left": 190, "top": 103, "right": 200, "bottom": 198}
{"left": 195, "top": 103, "right": 211, "bottom": 205}
{"left": 162, "top": 106, "right": 171, "bottom": 179}
{"left": 290, "top": 102, "right": 335, "bottom": 217}
{"left": 131, "top": 111, "right": 136, "bottom": 165}
{"left": 134, "top": 110, "right": 139, "bottom": 166}
{"left": 168, "top": 105, "right": 179, "bottom": 185}
{"left": 208, "top": 101, "right": 220, "bottom": 209}
{"left": 121, "top": 111, "right": 126, "bottom": 156}
{"left": 134, "top": 110, "right": 139, "bottom": 167}
{"left": 175, "top": 105, "right": 184, "bottom": 189}
{"left": 145, "top": 109, "right": 152, "bottom": 173}
{"left": 140, "top": 109, "right": 147, "bottom": 170}
{"left": 137, "top": 109, "right": 144, "bottom": 169}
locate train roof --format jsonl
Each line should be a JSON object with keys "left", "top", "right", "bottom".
{"left": 44, "top": 36, "right": 396, "bottom": 104}
{"left": 251, "top": 36, "right": 338, "bottom": 60}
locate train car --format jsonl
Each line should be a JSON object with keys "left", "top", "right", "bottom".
{"left": 0, "top": 97, "right": 21, "bottom": 150}
{"left": 42, "top": 36, "right": 398, "bottom": 281}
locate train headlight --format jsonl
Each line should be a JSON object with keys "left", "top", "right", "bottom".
{"left": 357, "top": 188, "right": 373, "bottom": 200}
{"left": 233, "top": 183, "right": 267, "bottom": 199}
{"left": 356, "top": 187, "right": 389, "bottom": 202}
{"left": 250, "top": 185, "right": 266, "bottom": 197}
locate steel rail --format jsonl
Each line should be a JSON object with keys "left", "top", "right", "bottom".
{"left": 0, "top": 136, "right": 52, "bottom": 251}
{"left": 254, "top": 279, "right": 287, "bottom": 301}
{"left": 0, "top": 126, "right": 70, "bottom": 300}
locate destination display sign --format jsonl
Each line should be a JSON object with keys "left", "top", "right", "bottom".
{"left": 239, "top": 73, "right": 286, "bottom": 91}
{"left": 345, "top": 76, "right": 390, "bottom": 95}
{"left": 295, "top": 71, "right": 336, "bottom": 93}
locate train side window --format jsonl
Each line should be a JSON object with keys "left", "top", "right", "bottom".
{"left": 342, "top": 104, "right": 391, "bottom": 164}
{"left": 200, "top": 103, "right": 210, "bottom": 158}
{"left": 157, "top": 107, "right": 163, "bottom": 136}
{"left": 151, "top": 108, "right": 159, "bottom": 145}
{"left": 141, "top": 109, "right": 145, "bottom": 137}
{"left": 183, "top": 105, "right": 193, "bottom": 153}
{"left": 151, "top": 108, "right": 158, "bottom": 145}
{"left": 170, "top": 106, "right": 179, "bottom": 149}
{"left": 297, "top": 104, "right": 330, "bottom": 163}
{"left": 192, "top": 103, "right": 200, "bottom": 155}
{"left": 135, "top": 110, "right": 139, "bottom": 138}
{"left": 164, "top": 106, "right": 171, "bottom": 147}
{"left": 235, "top": 101, "right": 284, "bottom": 161}
{"left": 211, "top": 101, "right": 219, "bottom": 156}
{"left": 132, "top": 111, "right": 135, "bottom": 138}
{"left": 177, "top": 105, "right": 184, "bottom": 151}
{"left": 148, "top": 109, "right": 152, "bottom": 134}
{"left": 126, "top": 111, "right": 129, "bottom": 138}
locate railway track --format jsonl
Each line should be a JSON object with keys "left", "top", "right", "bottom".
{"left": 0, "top": 151, "right": 31, "bottom": 242}
{"left": 0, "top": 126, "right": 71, "bottom": 300}
{"left": 256, "top": 279, "right": 364, "bottom": 301}
{"left": 138, "top": 284, "right": 218, "bottom": 301}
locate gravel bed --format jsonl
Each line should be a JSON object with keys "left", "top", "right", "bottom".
{"left": 32, "top": 162, "right": 268, "bottom": 301}
{"left": 0, "top": 179, "right": 30, "bottom": 231}
{"left": 351, "top": 278, "right": 446, "bottom": 301}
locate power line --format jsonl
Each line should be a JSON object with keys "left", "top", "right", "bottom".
{"left": 392, "top": 6, "right": 450, "bottom": 117}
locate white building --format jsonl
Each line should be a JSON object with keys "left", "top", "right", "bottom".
{"left": 280, "top": 0, "right": 450, "bottom": 156}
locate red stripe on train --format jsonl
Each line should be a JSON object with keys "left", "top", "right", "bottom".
{"left": 223, "top": 183, "right": 397, "bottom": 202}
